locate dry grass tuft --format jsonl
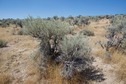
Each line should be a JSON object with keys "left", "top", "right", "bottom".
{"left": 24, "top": 59, "right": 41, "bottom": 83}
{"left": 24, "top": 79, "right": 36, "bottom": 84}
{"left": 0, "top": 73, "right": 13, "bottom": 84}
{"left": 103, "top": 51, "right": 126, "bottom": 83}
{"left": 45, "top": 64, "right": 64, "bottom": 84}
{"left": 117, "top": 60, "right": 126, "bottom": 83}
{"left": 94, "top": 48, "right": 105, "bottom": 57}
{"left": 44, "top": 63, "right": 93, "bottom": 84}
{"left": 26, "top": 60, "right": 40, "bottom": 75}
{"left": 113, "top": 52, "right": 126, "bottom": 83}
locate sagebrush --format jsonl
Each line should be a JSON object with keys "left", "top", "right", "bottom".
{"left": 106, "top": 15, "right": 126, "bottom": 54}
{"left": 0, "top": 39, "right": 7, "bottom": 48}
{"left": 23, "top": 16, "right": 104, "bottom": 83}
{"left": 79, "top": 29, "right": 95, "bottom": 36}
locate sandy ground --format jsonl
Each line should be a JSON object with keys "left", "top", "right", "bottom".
{"left": 0, "top": 19, "right": 125, "bottom": 84}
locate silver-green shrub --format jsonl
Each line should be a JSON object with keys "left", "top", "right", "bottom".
{"left": 79, "top": 29, "right": 95, "bottom": 36}
{"left": 0, "top": 39, "right": 7, "bottom": 48}
{"left": 58, "top": 35, "right": 104, "bottom": 81}
{"left": 22, "top": 16, "right": 71, "bottom": 38}
{"left": 22, "top": 16, "right": 72, "bottom": 59}
{"left": 59, "top": 34, "right": 91, "bottom": 77}
{"left": 106, "top": 15, "right": 126, "bottom": 53}
{"left": 23, "top": 16, "right": 104, "bottom": 82}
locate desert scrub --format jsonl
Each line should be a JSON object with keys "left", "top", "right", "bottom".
{"left": 22, "top": 16, "right": 71, "bottom": 38}
{"left": 110, "top": 14, "right": 126, "bottom": 25}
{"left": 40, "top": 34, "right": 104, "bottom": 83}
{"left": 25, "top": 16, "right": 104, "bottom": 83}
{"left": 0, "top": 39, "right": 7, "bottom": 48}
{"left": 106, "top": 15, "right": 126, "bottom": 54}
{"left": 58, "top": 34, "right": 104, "bottom": 82}
{"left": 24, "top": 16, "right": 72, "bottom": 70}
{"left": 79, "top": 29, "right": 94, "bottom": 36}
{"left": 21, "top": 16, "right": 72, "bottom": 57}
{"left": 18, "top": 28, "right": 24, "bottom": 35}
{"left": 104, "top": 51, "right": 126, "bottom": 83}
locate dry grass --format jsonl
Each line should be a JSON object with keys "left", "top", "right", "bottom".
{"left": 117, "top": 59, "right": 126, "bottom": 83}
{"left": 94, "top": 48, "right": 105, "bottom": 57}
{"left": 0, "top": 26, "right": 40, "bottom": 84}
{"left": 24, "top": 79, "right": 36, "bottom": 84}
{"left": 23, "top": 59, "right": 41, "bottom": 84}
{"left": 33, "top": 51, "right": 92, "bottom": 84}
{"left": 44, "top": 63, "right": 93, "bottom": 84}
{"left": 103, "top": 51, "right": 126, "bottom": 83}
{"left": 45, "top": 64, "right": 64, "bottom": 84}
{"left": 95, "top": 49, "right": 126, "bottom": 83}
{"left": 112, "top": 52, "right": 126, "bottom": 83}
{"left": 0, "top": 73, "right": 13, "bottom": 84}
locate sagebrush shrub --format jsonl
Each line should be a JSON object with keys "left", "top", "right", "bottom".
{"left": 22, "top": 16, "right": 71, "bottom": 38}
{"left": 106, "top": 15, "right": 126, "bottom": 53}
{"left": 24, "top": 16, "right": 104, "bottom": 83}
{"left": 22, "top": 16, "right": 72, "bottom": 58}
{"left": 59, "top": 35, "right": 92, "bottom": 78}
{"left": 58, "top": 35, "right": 104, "bottom": 82}
{"left": 22, "top": 16, "right": 72, "bottom": 62}
{"left": 0, "top": 40, "right": 7, "bottom": 48}
{"left": 79, "top": 29, "right": 95, "bottom": 36}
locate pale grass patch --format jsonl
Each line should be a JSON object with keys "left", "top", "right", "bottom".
{"left": 25, "top": 59, "right": 41, "bottom": 76}
{"left": 103, "top": 51, "right": 126, "bottom": 83}
{"left": 112, "top": 52, "right": 126, "bottom": 83}
{"left": 0, "top": 73, "right": 13, "bottom": 84}
{"left": 45, "top": 64, "right": 64, "bottom": 84}
{"left": 44, "top": 63, "right": 93, "bottom": 84}
{"left": 94, "top": 48, "right": 105, "bottom": 57}
{"left": 24, "top": 79, "right": 36, "bottom": 84}
{"left": 24, "top": 59, "right": 41, "bottom": 84}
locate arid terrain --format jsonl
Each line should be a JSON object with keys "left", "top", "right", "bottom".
{"left": 0, "top": 18, "right": 125, "bottom": 84}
